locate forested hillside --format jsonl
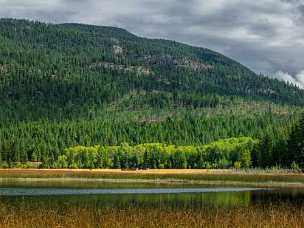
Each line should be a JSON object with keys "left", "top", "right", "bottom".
{"left": 0, "top": 18, "right": 303, "bottom": 168}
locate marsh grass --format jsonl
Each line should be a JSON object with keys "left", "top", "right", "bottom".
{"left": 0, "top": 202, "right": 303, "bottom": 228}
{"left": 0, "top": 169, "right": 304, "bottom": 188}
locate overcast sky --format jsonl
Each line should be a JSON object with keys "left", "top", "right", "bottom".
{"left": 0, "top": 0, "right": 304, "bottom": 87}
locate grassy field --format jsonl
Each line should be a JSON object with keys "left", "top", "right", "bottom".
{"left": 0, "top": 203, "right": 303, "bottom": 228}
{"left": 0, "top": 169, "right": 303, "bottom": 188}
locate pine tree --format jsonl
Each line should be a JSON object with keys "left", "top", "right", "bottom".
{"left": 259, "top": 134, "right": 273, "bottom": 168}
{"left": 113, "top": 153, "right": 121, "bottom": 169}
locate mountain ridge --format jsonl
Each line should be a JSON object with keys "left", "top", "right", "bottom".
{"left": 0, "top": 18, "right": 303, "bottom": 122}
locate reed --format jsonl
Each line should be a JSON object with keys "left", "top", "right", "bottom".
{"left": 0, "top": 202, "right": 303, "bottom": 228}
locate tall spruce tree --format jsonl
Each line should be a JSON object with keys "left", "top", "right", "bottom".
{"left": 287, "top": 113, "right": 304, "bottom": 168}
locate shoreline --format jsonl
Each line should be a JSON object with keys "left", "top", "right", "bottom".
{"left": 0, "top": 169, "right": 303, "bottom": 188}
{"left": 0, "top": 177, "right": 304, "bottom": 189}
{"left": 0, "top": 168, "right": 302, "bottom": 176}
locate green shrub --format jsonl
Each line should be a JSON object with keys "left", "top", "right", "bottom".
{"left": 234, "top": 161, "right": 242, "bottom": 169}
{"left": 57, "top": 155, "right": 68, "bottom": 168}
{"left": 291, "top": 161, "right": 300, "bottom": 171}
{"left": 0, "top": 162, "right": 9, "bottom": 168}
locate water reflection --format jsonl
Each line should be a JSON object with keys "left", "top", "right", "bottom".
{"left": 0, "top": 180, "right": 304, "bottom": 211}
{"left": 0, "top": 191, "right": 253, "bottom": 210}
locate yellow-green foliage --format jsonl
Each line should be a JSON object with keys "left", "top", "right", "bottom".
{"left": 58, "top": 137, "right": 258, "bottom": 169}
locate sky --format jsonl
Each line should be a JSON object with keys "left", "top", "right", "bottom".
{"left": 0, "top": 0, "right": 304, "bottom": 88}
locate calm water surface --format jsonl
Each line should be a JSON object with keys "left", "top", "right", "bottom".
{"left": 0, "top": 179, "right": 303, "bottom": 210}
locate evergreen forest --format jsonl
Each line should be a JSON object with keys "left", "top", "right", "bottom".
{"left": 0, "top": 19, "right": 304, "bottom": 169}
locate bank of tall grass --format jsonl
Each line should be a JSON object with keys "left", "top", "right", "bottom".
{"left": 0, "top": 202, "right": 303, "bottom": 228}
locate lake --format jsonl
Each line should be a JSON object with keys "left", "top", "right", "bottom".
{"left": 0, "top": 179, "right": 304, "bottom": 227}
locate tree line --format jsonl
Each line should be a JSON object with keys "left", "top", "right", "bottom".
{"left": 50, "top": 138, "right": 257, "bottom": 169}
{"left": 0, "top": 108, "right": 296, "bottom": 168}
{"left": 52, "top": 113, "right": 304, "bottom": 170}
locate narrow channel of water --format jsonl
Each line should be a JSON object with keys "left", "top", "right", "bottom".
{"left": 0, "top": 187, "right": 261, "bottom": 196}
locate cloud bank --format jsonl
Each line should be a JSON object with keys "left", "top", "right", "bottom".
{"left": 273, "top": 71, "right": 304, "bottom": 89}
{"left": 0, "top": 0, "right": 304, "bottom": 87}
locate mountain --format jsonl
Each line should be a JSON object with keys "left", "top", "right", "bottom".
{"left": 0, "top": 18, "right": 303, "bottom": 122}
{"left": 0, "top": 19, "right": 302, "bottom": 167}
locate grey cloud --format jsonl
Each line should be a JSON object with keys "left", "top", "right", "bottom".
{"left": 297, "top": 4, "right": 304, "bottom": 20}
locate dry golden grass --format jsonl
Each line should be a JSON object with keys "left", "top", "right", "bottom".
{"left": 0, "top": 168, "right": 302, "bottom": 177}
{"left": 0, "top": 169, "right": 304, "bottom": 189}
{"left": 0, "top": 204, "right": 303, "bottom": 228}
